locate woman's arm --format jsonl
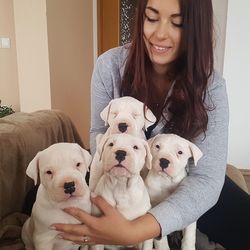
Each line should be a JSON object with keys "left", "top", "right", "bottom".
{"left": 148, "top": 72, "right": 229, "bottom": 236}
{"left": 90, "top": 46, "right": 127, "bottom": 154}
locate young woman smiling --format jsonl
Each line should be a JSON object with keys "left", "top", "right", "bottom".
{"left": 52, "top": 0, "right": 250, "bottom": 249}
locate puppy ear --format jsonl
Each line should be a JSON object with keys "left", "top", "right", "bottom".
{"left": 143, "top": 141, "right": 152, "bottom": 170}
{"left": 96, "top": 133, "right": 104, "bottom": 146}
{"left": 80, "top": 147, "right": 92, "bottom": 171}
{"left": 189, "top": 142, "right": 203, "bottom": 166}
{"left": 26, "top": 152, "right": 41, "bottom": 185}
{"left": 97, "top": 136, "right": 109, "bottom": 161}
{"left": 147, "top": 134, "right": 158, "bottom": 148}
{"left": 144, "top": 107, "right": 156, "bottom": 130}
{"left": 100, "top": 100, "right": 113, "bottom": 126}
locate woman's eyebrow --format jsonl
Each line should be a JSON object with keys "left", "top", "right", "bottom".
{"left": 145, "top": 6, "right": 159, "bottom": 14}
{"left": 171, "top": 13, "right": 182, "bottom": 18}
{"left": 145, "top": 7, "right": 181, "bottom": 17}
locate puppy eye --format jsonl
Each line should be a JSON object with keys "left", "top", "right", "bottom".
{"left": 46, "top": 170, "right": 52, "bottom": 175}
{"left": 133, "top": 145, "right": 138, "bottom": 150}
{"left": 156, "top": 144, "right": 160, "bottom": 149}
{"left": 132, "top": 113, "right": 139, "bottom": 119}
{"left": 178, "top": 151, "right": 183, "bottom": 155}
{"left": 76, "top": 162, "right": 81, "bottom": 167}
{"left": 109, "top": 142, "right": 114, "bottom": 147}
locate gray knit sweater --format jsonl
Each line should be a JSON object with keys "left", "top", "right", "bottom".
{"left": 90, "top": 45, "right": 229, "bottom": 236}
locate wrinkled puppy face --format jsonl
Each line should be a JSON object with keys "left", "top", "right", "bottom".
{"left": 100, "top": 97, "right": 156, "bottom": 135}
{"left": 100, "top": 134, "right": 151, "bottom": 178}
{"left": 149, "top": 134, "right": 202, "bottom": 178}
{"left": 26, "top": 143, "right": 92, "bottom": 202}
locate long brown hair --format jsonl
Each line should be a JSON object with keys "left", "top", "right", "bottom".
{"left": 121, "top": 0, "right": 214, "bottom": 140}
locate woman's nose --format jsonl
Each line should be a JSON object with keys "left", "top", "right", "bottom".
{"left": 155, "top": 21, "right": 170, "bottom": 40}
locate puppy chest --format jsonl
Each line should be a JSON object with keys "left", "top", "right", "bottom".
{"left": 113, "top": 189, "right": 150, "bottom": 220}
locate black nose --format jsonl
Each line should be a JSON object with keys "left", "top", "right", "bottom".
{"left": 115, "top": 150, "right": 126, "bottom": 163}
{"left": 64, "top": 181, "right": 75, "bottom": 194}
{"left": 159, "top": 158, "right": 170, "bottom": 169}
{"left": 118, "top": 123, "right": 128, "bottom": 133}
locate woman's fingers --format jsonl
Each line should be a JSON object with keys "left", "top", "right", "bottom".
{"left": 58, "top": 233, "right": 96, "bottom": 246}
{"left": 52, "top": 222, "right": 88, "bottom": 236}
{"left": 62, "top": 207, "right": 97, "bottom": 226}
{"left": 91, "top": 195, "right": 114, "bottom": 215}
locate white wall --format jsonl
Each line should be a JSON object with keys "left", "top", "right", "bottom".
{"left": 13, "top": 0, "right": 51, "bottom": 112}
{"left": 212, "top": 0, "right": 228, "bottom": 75}
{"left": 224, "top": 0, "right": 250, "bottom": 169}
{"left": 0, "top": 0, "right": 20, "bottom": 111}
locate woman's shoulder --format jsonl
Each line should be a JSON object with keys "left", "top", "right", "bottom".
{"left": 97, "top": 44, "right": 130, "bottom": 67}
{"left": 207, "top": 70, "right": 226, "bottom": 91}
{"left": 205, "top": 70, "right": 228, "bottom": 109}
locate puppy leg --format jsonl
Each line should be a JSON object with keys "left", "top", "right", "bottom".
{"left": 90, "top": 244, "right": 104, "bottom": 250}
{"left": 139, "top": 238, "right": 153, "bottom": 250}
{"left": 154, "top": 236, "right": 170, "bottom": 250}
{"left": 181, "top": 222, "right": 196, "bottom": 250}
{"left": 21, "top": 218, "right": 35, "bottom": 250}
{"left": 79, "top": 246, "right": 89, "bottom": 250}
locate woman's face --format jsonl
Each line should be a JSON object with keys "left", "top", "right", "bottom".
{"left": 143, "top": 0, "right": 182, "bottom": 75}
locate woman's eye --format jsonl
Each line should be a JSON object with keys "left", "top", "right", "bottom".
{"left": 109, "top": 142, "right": 114, "bottom": 147}
{"left": 76, "top": 162, "right": 81, "bottom": 167}
{"left": 156, "top": 145, "right": 160, "bottom": 149}
{"left": 171, "top": 17, "right": 183, "bottom": 27}
{"left": 171, "top": 22, "right": 183, "bottom": 28}
{"left": 133, "top": 145, "right": 138, "bottom": 150}
{"left": 145, "top": 15, "right": 157, "bottom": 23}
{"left": 46, "top": 170, "right": 52, "bottom": 175}
{"left": 178, "top": 151, "right": 183, "bottom": 155}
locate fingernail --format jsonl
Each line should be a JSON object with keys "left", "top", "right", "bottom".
{"left": 49, "top": 225, "right": 56, "bottom": 230}
{"left": 56, "top": 234, "right": 63, "bottom": 239}
{"left": 91, "top": 192, "right": 97, "bottom": 198}
{"left": 63, "top": 207, "right": 74, "bottom": 211}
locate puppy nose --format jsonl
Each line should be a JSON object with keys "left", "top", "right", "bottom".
{"left": 64, "top": 181, "right": 75, "bottom": 194}
{"left": 160, "top": 158, "right": 170, "bottom": 169}
{"left": 115, "top": 150, "right": 126, "bottom": 163}
{"left": 118, "top": 122, "right": 128, "bottom": 133}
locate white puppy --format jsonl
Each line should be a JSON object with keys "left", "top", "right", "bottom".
{"left": 22, "top": 143, "right": 92, "bottom": 250}
{"left": 89, "top": 96, "right": 156, "bottom": 192}
{"left": 145, "top": 134, "right": 203, "bottom": 250}
{"left": 92, "top": 134, "right": 153, "bottom": 250}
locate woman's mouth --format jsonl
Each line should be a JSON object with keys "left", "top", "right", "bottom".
{"left": 152, "top": 44, "right": 172, "bottom": 54}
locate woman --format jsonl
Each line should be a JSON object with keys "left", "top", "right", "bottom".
{"left": 52, "top": 0, "right": 250, "bottom": 249}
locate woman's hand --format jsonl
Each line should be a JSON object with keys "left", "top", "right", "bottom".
{"left": 51, "top": 195, "right": 161, "bottom": 246}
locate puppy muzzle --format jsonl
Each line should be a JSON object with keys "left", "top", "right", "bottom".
{"left": 160, "top": 158, "right": 170, "bottom": 170}
{"left": 115, "top": 150, "right": 127, "bottom": 163}
{"left": 118, "top": 122, "right": 128, "bottom": 133}
{"left": 64, "top": 181, "right": 76, "bottom": 195}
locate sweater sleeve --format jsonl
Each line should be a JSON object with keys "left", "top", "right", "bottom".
{"left": 148, "top": 73, "right": 229, "bottom": 236}
{"left": 90, "top": 47, "right": 126, "bottom": 154}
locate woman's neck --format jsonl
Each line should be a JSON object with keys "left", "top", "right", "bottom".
{"left": 152, "top": 70, "right": 172, "bottom": 96}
